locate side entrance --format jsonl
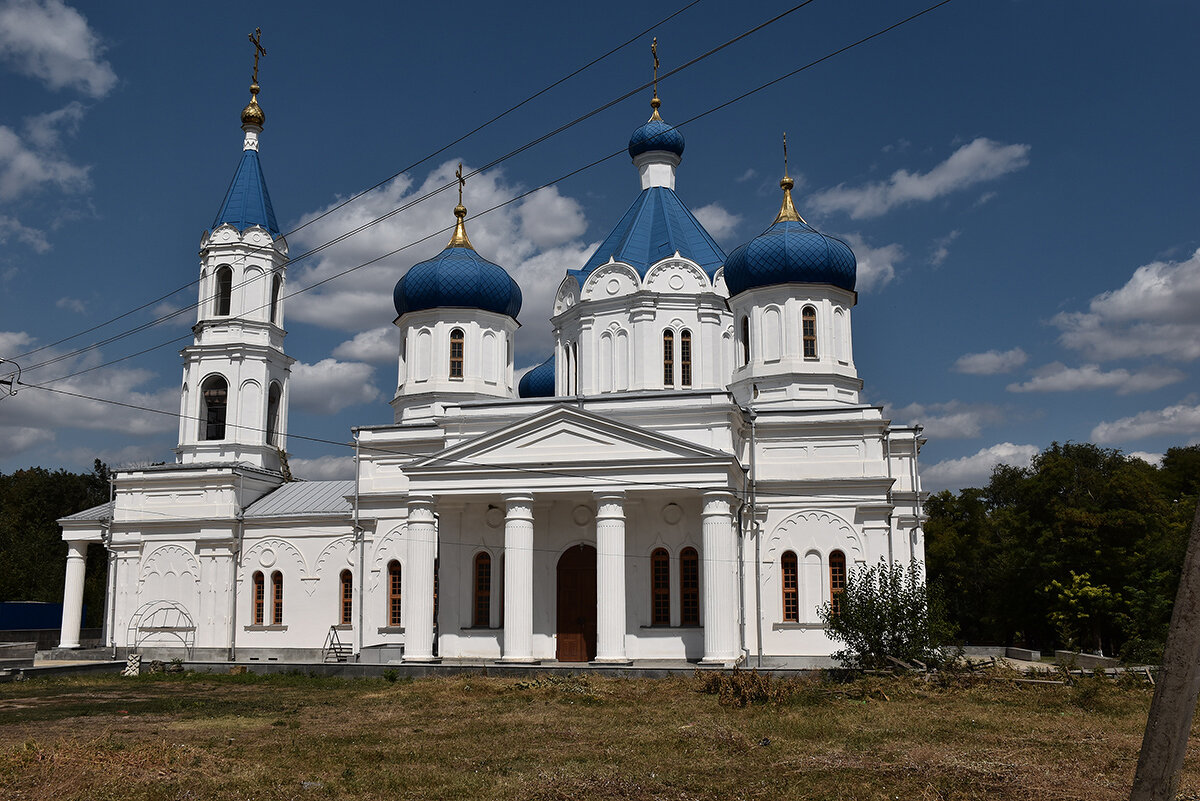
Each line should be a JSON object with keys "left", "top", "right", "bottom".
{"left": 555, "top": 544, "right": 596, "bottom": 662}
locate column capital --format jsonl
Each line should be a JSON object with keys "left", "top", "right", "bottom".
{"left": 594, "top": 491, "right": 625, "bottom": 520}
{"left": 407, "top": 494, "right": 436, "bottom": 521}
{"left": 702, "top": 489, "right": 738, "bottom": 516}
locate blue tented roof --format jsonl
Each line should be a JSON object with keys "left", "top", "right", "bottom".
{"left": 573, "top": 187, "right": 726, "bottom": 280}
{"left": 212, "top": 149, "right": 280, "bottom": 236}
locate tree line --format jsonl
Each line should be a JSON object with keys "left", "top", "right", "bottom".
{"left": 0, "top": 460, "right": 111, "bottom": 628}
{"left": 925, "top": 442, "right": 1200, "bottom": 661}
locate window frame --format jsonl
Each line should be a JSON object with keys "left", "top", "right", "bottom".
{"left": 339, "top": 569, "right": 353, "bottom": 626}
{"left": 473, "top": 551, "right": 491, "bottom": 628}
{"left": 200, "top": 375, "right": 228, "bottom": 441}
{"left": 387, "top": 560, "right": 402, "bottom": 627}
{"left": 680, "top": 329, "right": 692, "bottom": 387}
{"left": 214, "top": 265, "right": 233, "bottom": 317}
{"left": 802, "top": 305, "right": 818, "bottom": 359}
{"left": 781, "top": 551, "right": 799, "bottom": 623}
{"left": 269, "top": 274, "right": 282, "bottom": 324}
{"left": 662, "top": 330, "right": 674, "bottom": 387}
{"left": 650, "top": 548, "right": 670, "bottom": 626}
{"left": 829, "top": 550, "right": 846, "bottom": 617}
{"left": 271, "top": 570, "right": 284, "bottom": 625}
{"left": 740, "top": 316, "right": 750, "bottom": 366}
{"left": 252, "top": 571, "right": 265, "bottom": 625}
{"left": 680, "top": 547, "right": 699, "bottom": 627}
{"left": 449, "top": 327, "right": 465, "bottom": 379}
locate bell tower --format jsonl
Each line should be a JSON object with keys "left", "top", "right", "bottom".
{"left": 176, "top": 29, "right": 293, "bottom": 470}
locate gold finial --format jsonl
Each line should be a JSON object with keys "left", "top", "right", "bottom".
{"left": 649, "top": 38, "right": 662, "bottom": 121}
{"left": 774, "top": 133, "right": 805, "bottom": 224}
{"left": 241, "top": 28, "right": 267, "bottom": 127}
{"left": 447, "top": 163, "right": 474, "bottom": 250}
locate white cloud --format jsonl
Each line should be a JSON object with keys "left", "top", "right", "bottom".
{"left": 0, "top": 213, "right": 48, "bottom": 251}
{"left": 838, "top": 233, "right": 902, "bottom": 292}
{"left": 693, "top": 202, "right": 742, "bottom": 242}
{"left": 0, "top": 0, "right": 116, "bottom": 97}
{"left": 1006, "top": 362, "right": 1185, "bottom": 395}
{"left": 55, "top": 295, "right": 84, "bottom": 313}
{"left": 1129, "top": 451, "right": 1163, "bottom": 467}
{"left": 290, "top": 358, "right": 381, "bottom": 415}
{"left": 953, "top": 347, "right": 1028, "bottom": 375}
{"left": 0, "top": 329, "right": 33, "bottom": 355}
{"left": 735, "top": 168, "right": 757, "bottom": 183}
{"left": 0, "top": 424, "right": 54, "bottom": 455}
{"left": 885, "top": 399, "right": 1004, "bottom": 439}
{"left": 289, "top": 454, "right": 355, "bottom": 481}
{"left": 287, "top": 161, "right": 596, "bottom": 364}
{"left": 23, "top": 99, "right": 84, "bottom": 149}
{"left": 1053, "top": 248, "right": 1200, "bottom": 362}
{"left": 974, "top": 191, "right": 997, "bottom": 207}
{"left": 0, "top": 114, "right": 90, "bottom": 201}
{"left": 930, "top": 230, "right": 959, "bottom": 267}
{"left": 808, "top": 138, "right": 1030, "bottom": 219}
{"left": 332, "top": 326, "right": 396, "bottom": 365}
{"left": 1092, "top": 402, "right": 1200, "bottom": 444}
{"left": 923, "top": 442, "right": 1039, "bottom": 491}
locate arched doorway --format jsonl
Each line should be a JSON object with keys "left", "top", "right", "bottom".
{"left": 556, "top": 544, "right": 596, "bottom": 662}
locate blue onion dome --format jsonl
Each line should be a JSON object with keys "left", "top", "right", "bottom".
{"left": 393, "top": 201, "right": 523, "bottom": 319}
{"left": 628, "top": 98, "right": 685, "bottom": 159}
{"left": 724, "top": 175, "right": 857, "bottom": 295}
{"left": 518, "top": 355, "right": 555, "bottom": 398}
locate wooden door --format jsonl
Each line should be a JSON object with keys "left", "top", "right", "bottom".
{"left": 556, "top": 544, "right": 597, "bottom": 662}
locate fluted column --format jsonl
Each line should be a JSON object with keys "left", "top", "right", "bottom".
{"left": 59, "top": 540, "right": 88, "bottom": 649}
{"left": 701, "top": 490, "right": 740, "bottom": 663}
{"left": 502, "top": 494, "right": 536, "bottom": 662}
{"left": 403, "top": 495, "right": 438, "bottom": 662}
{"left": 595, "top": 492, "right": 629, "bottom": 663}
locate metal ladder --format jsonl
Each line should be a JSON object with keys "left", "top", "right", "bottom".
{"left": 323, "top": 626, "right": 353, "bottom": 663}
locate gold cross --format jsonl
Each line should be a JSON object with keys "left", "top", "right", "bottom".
{"left": 652, "top": 37, "right": 659, "bottom": 98}
{"left": 456, "top": 163, "right": 465, "bottom": 205}
{"left": 783, "top": 132, "right": 789, "bottom": 177}
{"left": 248, "top": 28, "right": 266, "bottom": 84}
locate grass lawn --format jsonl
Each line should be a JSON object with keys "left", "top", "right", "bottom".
{"left": 0, "top": 668, "right": 1196, "bottom": 800}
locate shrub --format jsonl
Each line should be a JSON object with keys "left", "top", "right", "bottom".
{"left": 818, "top": 560, "right": 955, "bottom": 670}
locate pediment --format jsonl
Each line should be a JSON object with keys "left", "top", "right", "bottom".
{"left": 409, "top": 404, "right": 731, "bottom": 474}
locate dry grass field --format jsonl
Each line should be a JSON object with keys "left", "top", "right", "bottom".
{"left": 0, "top": 668, "right": 1197, "bottom": 800}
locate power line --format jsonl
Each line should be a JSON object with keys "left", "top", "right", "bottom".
{"left": 16, "top": 0, "right": 816, "bottom": 376}
{"left": 23, "top": 0, "right": 954, "bottom": 388}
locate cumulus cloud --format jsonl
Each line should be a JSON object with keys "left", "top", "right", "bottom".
{"left": 332, "top": 326, "right": 396, "bottom": 365}
{"left": 0, "top": 0, "right": 116, "bottom": 97}
{"left": 693, "top": 202, "right": 742, "bottom": 243}
{"left": 923, "top": 442, "right": 1039, "bottom": 491}
{"left": 1129, "top": 451, "right": 1163, "bottom": 467}
{"left": 0, "top": 213, "right": 48, "bottom": 251}
{"left": 1092, "top": 401, "right": 1200, "bottom": 444}
{"left": 885, "top": 399, "right": 1005, "bottom": 439}
{"left": 838, "top": 233, "right": 902, "bottom": 292}
{"left": 808, "top": 138, "right": 1030, "bottom": 219}
{"left": 0, "top": 121, "right": 90, "bottom": 200}
{"left": 290, "top": 454, "right": 356, "bottom": 481}
{"left": 286, "top": 160, "right": 597, "bottom": 362}
{"left": 290, "top": 358, "right": 381, "bottom": 415}
{"left": 1053, "top": 248, "right": 1200, "bottom": 362}
{"left": 953, "top": 347, "right": 1028, "bottom": 375}
{"left": 1006, "top": 362, "right": 1185, "bottom": 395}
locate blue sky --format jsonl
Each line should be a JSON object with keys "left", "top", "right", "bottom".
{"left": 1, "top": 0, "right": 1197, "bottom": 491}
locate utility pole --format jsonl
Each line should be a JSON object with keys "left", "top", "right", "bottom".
{"left": 1131, "top": 498, "right": 1200, "bottom": 800}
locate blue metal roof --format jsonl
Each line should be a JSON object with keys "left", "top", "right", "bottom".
{"left": 724, "top": 218, "right": 857, "bottom": 295}
{"left": 213, "top": 149, "right": 280, "bottom": 236}
{"left": 518, "top": 355, "right": 555, "bottom": 398}
{"left": 628, "top": 119, "right": 685, "bottom": 159}
{"left": 573, "top": 187, "right": 726, "bottom": 280}
{"left": 394, "top": 246, "right": 523, "bottom": 320}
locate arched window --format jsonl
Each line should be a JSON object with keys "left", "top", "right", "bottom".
{"left": 651, "top": 548, "right": 670, "bottom": 626}
{"left": 802, "top": 305, "right": 818, "bottom": 359}
{"left": 387, "top": 560, "right": 402, "bottom": 627}
{"left": 680, "top": 329, "right": 692, "bottom": 387}
{"left": 269, "top": 274, "right": 282, "bottom": 324}
{"left": 449, "top": 328, "right": 464, "bottom": 379}
{"left": 201, "top": 375, "right": 228, "bottom": 441}
{"left": 781, "top": 551, "right": 799, "bottom": 622}
{"left": 680, "top": 547, "right": 699, "bottom": 626}
{"left": 339, "top": 570, "right": 353, "bottom": 626}
{"left": 473, "top": 552, "right": 491, "bottom": 627}
{"left": 829, "top": 550, "right": 846, "bottom": 616}
{"left": 265, "top": 382, "right": 282, "bottom": 447}
{"left": 271, "top": 570, "right": 284, "bottom": 625}
{"left": 252, "top": 571, "right": 265, "bottom": 625}
{"left": 662, "top": 330, "right": 674, "bottom": 387}
{"left": 740, "top": 316, "right": 750, "bottom": 366}
{"left": 215, "top": 265, "right": 232, "bottom": 316}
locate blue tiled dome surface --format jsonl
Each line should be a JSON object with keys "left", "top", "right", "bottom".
{"left": 628, "top": 119, "right": 685, "bottom": 158}
{"left": 518, "top": 355, "right": 555, "bottom": 398}
{"left": 572, "top": 187, "right": 725, "bottom": 280}
{"left": 393, "top": 247, "right": 523, "bottom": 319}
{"left": 724, "top": 219, "right": 857, "bottom": 295}
{"left": 213, "top": 149, "right": 280, "bottom": 236}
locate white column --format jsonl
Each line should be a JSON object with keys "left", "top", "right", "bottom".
{"left": 403, "top": 495, "right": 438, "bottom": 662}
{"left": 501, "top": 494, "right": 536, "bottom": 662}
{"left": 59, "top": 540, "right": 88, "bottom": 649}
{"left": 594, "top": 492, "right": 629, "bottom": 663}
{"left": 701, "top": 490, "right": 740, "bottom": 664}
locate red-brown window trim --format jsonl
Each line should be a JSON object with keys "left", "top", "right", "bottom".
{"left": 651, "top": 548, "right": 670, "bottom": 626}
{"left": 473, "top": 552, "right": 491, "bottom": 628}
{"left": 781, "top": 552, "right": 799, "bottom": 623}
{"left": 339, "top": 569, "right": 353, "bottom": 626}
{"left": 829, "top": 550, "right": 846, "bottom": 617}
{"left": 387, "top": 560, "right": 402, "bottom": 627}
{"left": 680, "top": 547, "right": 699, "bottom": 627}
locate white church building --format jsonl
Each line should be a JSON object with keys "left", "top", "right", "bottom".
{"left": 56, "top": 60, "right": 925, "bottom": 666}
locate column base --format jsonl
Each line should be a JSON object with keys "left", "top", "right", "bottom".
{"left": 591, "top": 657, "right": 633, "bottom": 666}
{"left": 497, "top": 657, "right": 541, "bottom": 665}
{"left": 402, "top": 656, "right": 442, "bottom": 664}
{"left": 698, "top": 657, "right": 738, "bottom": 667}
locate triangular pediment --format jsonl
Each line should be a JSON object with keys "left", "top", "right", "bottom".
{"left": 409, "top": 404, "right": 731, "bottom": 474}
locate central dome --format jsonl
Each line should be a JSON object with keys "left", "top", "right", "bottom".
{"left": 393, "top": 246, "right": 522, "bottom": 319}
{"left": 628, "top": 118, "right": 685, "bottom": 159}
